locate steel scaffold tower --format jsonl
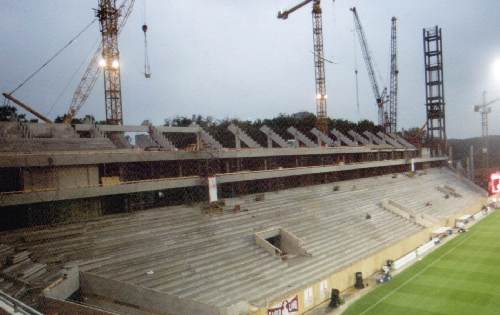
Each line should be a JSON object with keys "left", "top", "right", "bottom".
{"left": 423, "top": 26, "right": 446, "bottom": 154}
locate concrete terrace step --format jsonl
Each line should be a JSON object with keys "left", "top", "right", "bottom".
{"left": 0, "top": 167, "right": 486, "bottom": 310}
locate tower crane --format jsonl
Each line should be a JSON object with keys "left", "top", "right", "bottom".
{"left": 278, "top": 0, "right": 329, "bottom": 133}
{"left": 63, "top": 0, "right": 136, "bottom": 125}
{"left": 351, "top": 7, "right": 387, "bottom": 128}
{"left": 474, "top": 91, "right": 500, "bottom": 170}
{"left": 388, "top": 17, "right": 398, "bottom": 133}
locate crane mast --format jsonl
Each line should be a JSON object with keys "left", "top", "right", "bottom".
{"left": 312, "top": 2, "right": 328, "bottom": 132}
{"left": 64, "top": 0, "right": 135, "bottom": 124}
{"left": 388, "top": 17, "right": 398, "bottom": 133}
{"left": 278, "top": 0, "right": 329, "bottom": 133}
{"left": 474, "top": 91, "right": 500, "bottom": 170}
{"left": 97, "top": 0, "right": 123, "bottom": 125}
{"left": 350, "top": 7, "right": 386, "bottom": 127}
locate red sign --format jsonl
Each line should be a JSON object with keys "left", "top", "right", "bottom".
{"left": 489, "top": 172, "right": 500, "bottom": 195}
{"left": 267, "top": 295, "right": 299, "bottom": 315}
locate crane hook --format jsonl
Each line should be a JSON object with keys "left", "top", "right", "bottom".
{"left": 142, "top": 23, "right": 151, "bottom": 79}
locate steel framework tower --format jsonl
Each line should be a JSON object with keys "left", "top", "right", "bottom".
{"left": 423, "top": 26, "right": 446, "bottom": 154}
{"left": 278, "top": 0, "right": 328, "bottom": 133}
{"left": 97, "top": 0, "right": 123, "bottom": 125}
{"left": 388, "top": 17, "right": 398, "bottom": 133}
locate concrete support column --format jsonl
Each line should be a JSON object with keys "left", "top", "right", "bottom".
{"left": 235, "top": 135, "right": 241, "bottom": 150}
{"left": 470, "top": 145, "right": 475, "bottom": 181}
{"left": 178, "top": 162, "right": 183, "bottom": 177}
{"left": 196, "top": 133, "right": 202, "bottom": 150}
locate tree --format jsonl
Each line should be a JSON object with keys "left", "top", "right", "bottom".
{"left": 0, "top": 105, "right": 28, "bottom": 122}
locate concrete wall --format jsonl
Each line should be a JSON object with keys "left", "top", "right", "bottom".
{"left": 248, "top": 228, "right": 431, "bottom": 315}
{"left": 445, "top": 198, "right": 487, "bottom": 226}
{"left": 248, "top": 198, "right": 486, "bottom": 315}
{"left": 23, "top": 166, "right": 99, "bottom": 191}
{"left": 81, "top": 273, "right": 220, "bottom": 315}
{"left": 39, "top": 297, "right": 118, "bottom": 315}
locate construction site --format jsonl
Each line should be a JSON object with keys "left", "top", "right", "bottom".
{"left": 0, "top": 1, "right": 496, "bottom": 315}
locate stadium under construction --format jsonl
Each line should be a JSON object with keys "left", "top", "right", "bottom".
{"left": 0, "top": 1, "right": 496, "bottom": 315}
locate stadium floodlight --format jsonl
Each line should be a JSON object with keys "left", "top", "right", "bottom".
{"left": 493, "top": 59, "right": 500, "bottom": 81}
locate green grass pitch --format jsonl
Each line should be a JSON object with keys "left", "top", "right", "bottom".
{"left": 343, "top": 210, "right": 500, "bottom": 315}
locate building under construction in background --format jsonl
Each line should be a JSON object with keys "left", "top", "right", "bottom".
{"left": 0, "top": 1, "right": 491, "bottom": 315}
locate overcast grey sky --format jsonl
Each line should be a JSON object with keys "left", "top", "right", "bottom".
{"left": 2, "top": 0, "right": 500, "bottom": 138}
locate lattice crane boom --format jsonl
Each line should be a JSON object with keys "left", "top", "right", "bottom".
{"left": 350, "top": 6, "right": 386, "bottom": 127}
{"left": 278, "top": 0, "right": 329, "bottom": 133}
{"left": 64, "top": 0, "right": 135, "bottom": 124}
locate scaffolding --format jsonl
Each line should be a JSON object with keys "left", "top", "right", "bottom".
{"left": 423, "top": 26, "right": 446, "bottom": 155}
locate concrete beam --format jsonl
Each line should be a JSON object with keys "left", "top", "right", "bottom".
{"left": 310, "top": 128, "right": 337, "bottom": 147}
{"left": 331, "top": 129, "right": 357, "bottom": 147}
{"left": 347, "top": 130, "right": 371, "bottom": 146}
{"left": 0, "top": 177, "right": 202, "bottom": 207}
{"left": 74, "top": 124, "right": 201, "bottom": 134}
{"left": 216, "top": 157, "right": 446, "bottom": 183}
{"left": 0, "top": 157, "right": 445, "bottom": 207}
{"left": 260, "top": 125, "right": 288, "bottom": 148}
{"left": 286, "top": 127, "right": 316, "bottom": 148}
{"left": 377, "top": 132, "right": 403, "bottom": 148}
{"left": 363, "top": 131, "right": 386, "bottom": 145}
{"left": 0, "top": 147, "right": 416, "bottom": 167}
{"left": 0, "top": 146, "right": 416, "bottom": 168}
